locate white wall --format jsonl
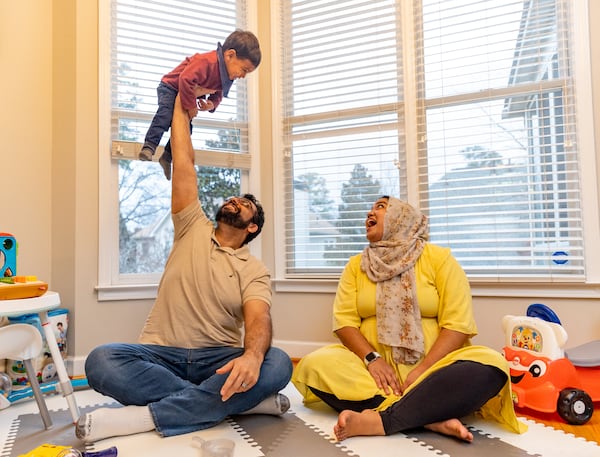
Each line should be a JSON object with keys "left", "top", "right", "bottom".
{"left": 1, "top": 1, "right": 599, "bottom": 376}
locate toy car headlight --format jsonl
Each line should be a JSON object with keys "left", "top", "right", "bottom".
{"left": 528, "top": 360, "right": 547, "bottom": 377}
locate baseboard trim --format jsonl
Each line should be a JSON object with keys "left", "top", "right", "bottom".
{"left": 66, "top": 356, "right": 87, "bottom": 378}
{"left": 273, "top": 339, "right": 333, "bottom": 359}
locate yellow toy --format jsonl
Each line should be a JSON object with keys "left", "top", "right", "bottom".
{"left": 0, "top": 276, "right": 48, "bottom": 300}
{"left": 18, "top": 444, "right": 118, "bottom": 457}
{"left": 18, "top": 444, "right": 73, "bottom": 457}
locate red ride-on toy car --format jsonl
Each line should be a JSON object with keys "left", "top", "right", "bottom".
{"left": 502, "top": 304, "right": 600, "bottom": 425}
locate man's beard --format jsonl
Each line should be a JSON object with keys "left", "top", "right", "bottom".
{"left": 216, "top": 204, "right": 252, "bottom": 229}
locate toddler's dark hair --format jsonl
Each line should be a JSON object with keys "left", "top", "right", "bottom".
{"left": 223, "top": 29, "right": 262, "bottom": 67}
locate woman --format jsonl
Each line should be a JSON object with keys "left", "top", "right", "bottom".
{"left": 292, "top": 196, "right": 525, "bottom": 441}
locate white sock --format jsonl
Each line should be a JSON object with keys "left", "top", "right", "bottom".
{"left": 75, "top": 405, "right": 155, "bottom": 443}
{"left": 240, "top": 393, "right": 290, "bottom": 416}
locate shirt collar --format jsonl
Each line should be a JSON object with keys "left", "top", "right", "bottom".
{"left": 217, "top": 42, "right": 234, "bottom": 98}
{"left": 211, "top": 232, "right": 250, "bottom": 260}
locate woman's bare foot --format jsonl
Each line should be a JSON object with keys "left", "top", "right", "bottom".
{"left": 425, "top": 418, "right": 473, "bottom": 442}
{"left": 333, "top": 409, "right": 385, "bottom": 441}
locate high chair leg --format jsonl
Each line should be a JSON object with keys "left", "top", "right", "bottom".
{"left": 23, "top": 359, "right": 53, "bottom": 429}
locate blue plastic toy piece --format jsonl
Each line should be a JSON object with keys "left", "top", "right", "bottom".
{"left": 6, "top": 377, "right": 88, "bottom": 404}
{"left": 526, "top": 303, "right": 562, "bottom": 325}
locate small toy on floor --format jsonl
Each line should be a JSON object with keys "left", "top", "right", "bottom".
{"left": 191, "top": 436, "right": 235, "bottom": 457}
{"left": 18, "top": 443, "right": 118, "bottom": 457}
{"left": 2, "top": 377, "right": 89, "bottom": 408}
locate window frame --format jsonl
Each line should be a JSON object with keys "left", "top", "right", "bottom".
{"left": 97, "top": 0, "right": 262, "bottom": 301}
{"left": 270, "top": 0, "right": 600, "bottom": 296}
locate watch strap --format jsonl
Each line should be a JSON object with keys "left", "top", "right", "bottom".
{"left": 364, "top": 351, "right": 381, "bottom": 366}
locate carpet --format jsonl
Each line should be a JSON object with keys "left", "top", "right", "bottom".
{"left": 0, "top": 385, "right": 598, "bottom": 457}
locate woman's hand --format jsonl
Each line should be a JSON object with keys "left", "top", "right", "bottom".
{"left": 400, "top": 328, "right": 469, "bottom": 393}
{"left": 367, "top": 358, "right": 402, "bottom": 396}
{"left": 400, "top": 364, "right": 426, "bottom": 393}
{"left": 335, "top": 326, "right": 402, "bottom": 396}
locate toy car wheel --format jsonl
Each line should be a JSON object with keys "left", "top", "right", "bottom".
{"left": 557, "top": 388, "right": 594, "bottom": 425}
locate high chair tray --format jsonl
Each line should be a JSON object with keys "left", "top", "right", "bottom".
{"left": 0, "top": 281, "right": 49, "bottom": 300}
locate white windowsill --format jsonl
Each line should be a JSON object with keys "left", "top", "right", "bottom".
{"left": 96, "top": 279, "right": 600, "bottom": 301}
{"left": 272, "top": 279, "right": 600, "bottom": 299}
{"left": 96, "top": 284, "right": 158, "bottom": 302}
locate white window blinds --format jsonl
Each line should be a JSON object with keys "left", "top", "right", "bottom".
{"left": 416, "top": 0, "right": 582, "bottom": 278}
{"left": 279, "top": 0, "right": 406, "bottom": 275}
{"left": 279, "top": 0, "right": 584, "bottom": 279}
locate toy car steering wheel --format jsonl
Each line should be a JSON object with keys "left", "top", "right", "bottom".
{"left": 527, "top": 303, "right": 562, "bottom": 324}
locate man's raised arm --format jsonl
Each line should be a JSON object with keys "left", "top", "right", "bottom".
{"left": 170, "top": 94, "right": 198, "bottom": 214}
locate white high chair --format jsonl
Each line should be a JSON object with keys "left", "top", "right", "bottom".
{"left": 0, "top": 323, "right": 52, "bottom": 429}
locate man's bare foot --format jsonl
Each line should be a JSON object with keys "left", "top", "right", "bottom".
{"left": 333, "top": 409, "right": 385, "bottom": 441}
{"left": 425, "top": 418, "right": 473, "bottom": 442}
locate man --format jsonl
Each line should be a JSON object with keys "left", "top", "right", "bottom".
{"left": 76, "top": 93, "right": 292, "bottom": 442}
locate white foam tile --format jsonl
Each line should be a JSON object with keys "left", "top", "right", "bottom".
{"left": 281, "top": 384, "right": 443, "bottom": 457}
{"left": 466, "top": 414, "right": 600, "bottom": 457}
{"left": 282, "top": 384, "right": 600, "bottom": 457}
{"left": 91, "top": 424, "right": 264, "bottom": 457}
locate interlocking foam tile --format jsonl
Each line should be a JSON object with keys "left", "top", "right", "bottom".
{"left": 2, "top": 385, "right": 599, "bottom": 457}
{"left": 404, "top": 427, "right": 542, "bottom": 457}
{"left": 0, "top": 403, "right": 115, "bottom": 457}
{"left": 230, "top": 411, "right": 354, "bottom": 457}
{"left": 87, "top": 423, "right": 258, "bottom": 457}
{"left": 465, "top": 414, "right": 600, "bottom": 457}
{"left": 281, "top": 384, "right": 600, "bottom": 457}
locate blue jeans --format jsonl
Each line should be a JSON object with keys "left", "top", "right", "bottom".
{"left": 85, "top": 343, "right": 293, "bottom": 437}
{"left": 143, "top": 82, "right": 192, "bottom": 163}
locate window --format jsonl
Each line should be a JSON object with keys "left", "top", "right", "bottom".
{"left": 274, "top": 0, "right": 598, "bottom": 282}
{"left": 98, "top": 0, "right": 257, "bottom": 299}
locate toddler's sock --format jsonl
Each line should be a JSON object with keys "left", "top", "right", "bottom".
{"left": 240, "top": 393, "right": 290, "bottom": 416}
{"left": 159, "top": 154, "right": 172, "bottom": 180}
{"left": 75, "top": 405, "right": 155, "bottom": 443}
{"left": 138, "top": 145, "right": 155, "bottom": 161}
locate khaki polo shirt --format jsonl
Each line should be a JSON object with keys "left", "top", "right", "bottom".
{"left": 139, "top": 200, "right": 271, "bottom": 348}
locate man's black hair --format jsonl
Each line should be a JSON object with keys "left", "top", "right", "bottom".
{"left": 242, "top": 193, "right": 264, "bottom": 245}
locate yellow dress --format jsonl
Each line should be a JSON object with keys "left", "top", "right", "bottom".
{"left": 292, "top": 244, "right": 526, "bottom": 434}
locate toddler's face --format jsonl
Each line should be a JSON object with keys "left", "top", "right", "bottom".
{"left": 225, "top": 51, "right": 256, "bottom": 80}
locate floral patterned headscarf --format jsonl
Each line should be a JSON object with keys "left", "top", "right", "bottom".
{"left": 360, "top": 197, "right": 429, "bottom": 364}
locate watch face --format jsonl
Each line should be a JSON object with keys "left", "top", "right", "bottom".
{"left": 366, "top": 352, "right": 377, "bottom": 362}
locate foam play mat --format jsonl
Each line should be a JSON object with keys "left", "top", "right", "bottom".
{"left": 0, "top": 384, "right": 598, "bottom": 457}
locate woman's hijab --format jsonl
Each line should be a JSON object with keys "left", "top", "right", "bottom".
{"left": 360, "top": 197, "right": 429, "bottom": 364}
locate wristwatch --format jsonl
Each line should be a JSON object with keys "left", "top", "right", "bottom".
{"left": 364, "top": 351, "right": 381, "bottom": 366}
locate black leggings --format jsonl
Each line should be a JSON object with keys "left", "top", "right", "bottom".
{"left": 309, "top": 360, "right": 507, "bottom": 435}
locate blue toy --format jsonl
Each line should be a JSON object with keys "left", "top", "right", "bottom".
{"left": 0, "top": 233, "right": 17, "bottom": 277}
